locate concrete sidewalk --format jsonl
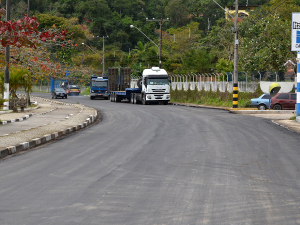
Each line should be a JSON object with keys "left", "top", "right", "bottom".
{"left": 0, "top": 96, "right": 99, "bottom": 159}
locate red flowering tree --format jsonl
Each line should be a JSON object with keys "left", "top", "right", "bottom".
{"left": 0, "top": 9, "right": 66, "bottom": 48}
{"left": 0, "top": 8, "right": 67, "bottom": 108}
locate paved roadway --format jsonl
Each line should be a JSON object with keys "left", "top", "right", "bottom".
{"left": 1, "top": 93, "right": 300, "bottom": 225}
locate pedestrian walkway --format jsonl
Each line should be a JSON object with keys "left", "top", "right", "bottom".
{"left": 0, "top": 97, "right": 80, "bottom": 136}
{"left": 0, "top": 96, "right": 98, "bottom": 154}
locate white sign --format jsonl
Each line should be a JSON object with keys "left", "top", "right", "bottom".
{"left": 292, "top": 13, "right": 300, "bottom": 51}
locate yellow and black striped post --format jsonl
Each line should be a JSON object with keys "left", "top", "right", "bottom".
{"left": 233, "top": 83, "right": 238, "bottom": 108}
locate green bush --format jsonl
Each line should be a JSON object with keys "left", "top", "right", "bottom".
{"left": 81, "top": 87, "right": 90, "bottom": 95}
{"left": 170, "top": 85, "right": 259, "bottom": 108}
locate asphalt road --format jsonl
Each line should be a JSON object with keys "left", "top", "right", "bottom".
{"left": 1, "top": 93, "right": 300, "bottom": 225}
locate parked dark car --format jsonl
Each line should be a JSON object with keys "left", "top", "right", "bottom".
{"left": 66, "top": 85, "right": 81, "bottom": 96}
{"left": 52, "top": 88, "right": 67, "bottom": 99}
{"left": 250, "top": 93, "right": 270, "bottom": 110}
{"left": 270, "top": 93, "right": 296, "bottom": 110}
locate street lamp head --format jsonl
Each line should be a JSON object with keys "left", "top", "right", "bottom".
{"left": 82, "top": 43, "right": 85, "bottom": 45}
{"left": 130, "top": 25, "right": 134, "bottom": 28}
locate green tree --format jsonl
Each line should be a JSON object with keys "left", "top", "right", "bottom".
{"left": 165, "top": 0, "right": 189, "bottom": 27}
{"left": 239, "top": 0, "right": 300, "bottom": 73}
{"left": 182, "top": 49, "right": 213, "bottom": 73}
{"left": 216, "top": 58, "right": 234, "bottom": 72}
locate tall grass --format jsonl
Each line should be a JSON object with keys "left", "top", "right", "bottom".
{"left": 170, "top": 83, "right": 264, "bottom": 108}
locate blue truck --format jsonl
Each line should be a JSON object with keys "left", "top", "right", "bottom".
{"left": 109, "top": 67, "right": 171, "bottom": 105}
{"left": 90, "top": 75, "right": 109, "bottom": 100}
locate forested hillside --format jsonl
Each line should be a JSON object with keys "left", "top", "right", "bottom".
{"left": 3, "top": 0, "right": 300, "bottom": 81}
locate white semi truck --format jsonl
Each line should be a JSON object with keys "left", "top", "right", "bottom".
{"left": 110, "top": 67, "right": 171, "bottom": 105}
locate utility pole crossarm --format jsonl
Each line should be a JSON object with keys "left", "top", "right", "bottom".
{"left": 146, "top": 19, "right": 169, "bottom": 23}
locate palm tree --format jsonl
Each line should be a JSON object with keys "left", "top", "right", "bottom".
{"left": 0, "top": 66, "right": 30, "bottom": 111}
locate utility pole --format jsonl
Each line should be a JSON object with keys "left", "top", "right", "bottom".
{"left": 102, "top": 36, "right": 105, "bottom": 75}
{"left": 27, "top": 0, "right": 30, "bottom": 16}
{"left": 3, "top": 0, "right": 11, "bottom": 110}
{"left": 101, "top": 36, "right": 108, "bottom": 75}
{"left": 146, "top": 18, "right": 169, "bottom": 68}
{"left": 232, "top": 0, "right": 239, "bottom": 109}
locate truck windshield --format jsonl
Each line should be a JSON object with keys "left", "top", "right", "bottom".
{"left": 148, "top": 78, "right": 169, "bottom": 85}
{"left": 91, "top": 81, "right": 107, "bottom": 87}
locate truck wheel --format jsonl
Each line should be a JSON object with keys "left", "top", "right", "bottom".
{"left": 131, "top": 94, "right": 134, "bottom": 104}
{"left": 90, "top": 96, "right": 94, "bottom": 100}
{"left": 110, "top": 93, "right": 114, "bottom": 102}
{"left": 116, "top": 95, "right": 121, "bottom": 102}
{"left": 142, "top": 96, "right": 148, "bottom": 105}
{"left": 133, "top": 94, "right": 137, "bottom": 104}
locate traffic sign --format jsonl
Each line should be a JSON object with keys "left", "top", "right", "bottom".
{"left": 291, "top": 13, "right": 300, "bottom": 51}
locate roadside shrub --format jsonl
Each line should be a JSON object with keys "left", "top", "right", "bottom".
{"left": 253, "top": 82, "right": 264, "bottom": 97}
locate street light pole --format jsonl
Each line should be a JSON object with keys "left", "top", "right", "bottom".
{"left": 130, "top": 25, "right": 159, "bottom": 49}
{"left": 82, "top": 42, "right": 101, "bottom": 74}
{"left": 82, "top": 43, "right": 97, "bottom": 54}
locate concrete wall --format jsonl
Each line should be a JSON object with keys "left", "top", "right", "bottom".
{"left": 259, "top": 81, "right": 295, "bottom": 93}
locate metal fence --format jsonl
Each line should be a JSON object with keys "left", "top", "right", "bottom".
{"left": 131, "top": 77, "right": 259, "bottom": 92}
{"left": 167, "top": 73, "right": 295, "bottom": 93}
{"left": 131, "top": 74, "right": 295, "bottom": 93}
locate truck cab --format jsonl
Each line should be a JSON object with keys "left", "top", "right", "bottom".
{"left": 90, "top": 75, "right": 109, "bottom": 100}
{"left": 141, "top": 67, "right": 170, "bottom": 105}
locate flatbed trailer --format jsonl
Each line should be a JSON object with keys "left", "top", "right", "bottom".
{"left": 110, "top": 88, "right": 142, "bottom": 103}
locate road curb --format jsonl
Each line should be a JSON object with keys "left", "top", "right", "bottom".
{"left": 229, "top": 110, "right": 296, "bottom": 114}
{"left": 171, "top": 102, "right": 296, "bottom": 114}
{"left": 171, "top": 102, "right": 230, "bottom": 110}
{"left": 0, "top": 113, "right": 34, "bottom": 125}
{"left": 0, "top": 97, "right": 100, "bottom": 160}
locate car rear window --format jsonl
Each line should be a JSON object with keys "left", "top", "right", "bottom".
{"left": 69, "top": 85, "right": 79, "bottom": 89}
{"left": 276, "top": 93, "right": 289, "bottom": 99}
{"left": 291, "top": 94, "right": 296, "bottom": 100}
